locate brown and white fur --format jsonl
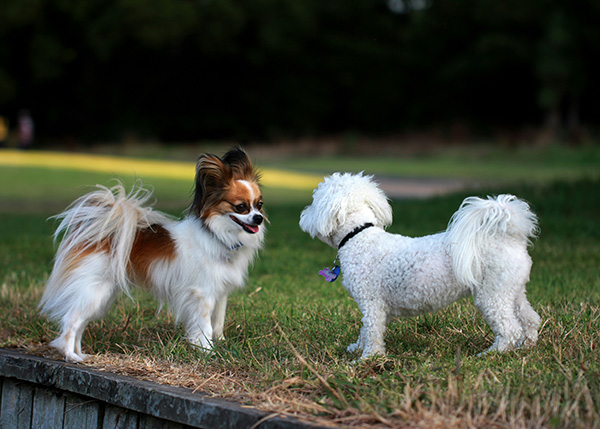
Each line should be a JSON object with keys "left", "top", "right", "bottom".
{"left": 39, "top": 148, "right": 266, "bottom": 362}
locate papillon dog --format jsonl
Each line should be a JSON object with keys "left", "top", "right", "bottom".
{"left": 300, "top": 173, "right": 540, "bottom": 359}
{"left": 40, "top": 148, "right": 266, "bottom": 362}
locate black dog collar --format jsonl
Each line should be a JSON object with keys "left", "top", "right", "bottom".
{"left": 338, "top": 223, "right": 374, "bottom": 250}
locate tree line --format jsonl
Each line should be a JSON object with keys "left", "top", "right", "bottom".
{"left": 0, "top": 0, "right": 598, "bottom": 143}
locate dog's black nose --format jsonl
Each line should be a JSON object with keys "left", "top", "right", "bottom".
{"left": 253, "top": 214, "right": 264, "bottom": 225}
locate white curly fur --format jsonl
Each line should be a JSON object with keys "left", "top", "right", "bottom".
{"left": 300, "top": 173, "right": 540, "bottom": 359}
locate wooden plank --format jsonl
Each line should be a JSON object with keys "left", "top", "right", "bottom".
{"left": 0, "top": 378, "right": 34, "bottom": 429}
{"left": 0, "top": 349, "right": 317, "bottom": 428}
{"left": 31, "top": 387, "right": 66, "bottom": 429}
{"left": 64, "top": 395, "right": 103, "bottom": 429}
{"left": 139, "top": 413, "right": 186, "bottom": 429}
{"left": 103, "top": 404, "right": 139, "bottom": 429}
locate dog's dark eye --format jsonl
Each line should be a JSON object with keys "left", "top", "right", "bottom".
{"left": 234, "top": 203, "right": 248, "bottom": 213}
{"left": 256, "top": 201, "right": 263, "bottom": 210}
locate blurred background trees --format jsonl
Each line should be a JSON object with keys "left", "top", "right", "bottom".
{"left": 0, "top": 0, "right": 598, "bottom": 144}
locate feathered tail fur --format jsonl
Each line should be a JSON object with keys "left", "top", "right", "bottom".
{"left": 39, "top": 181, "right": 171, "bottom": 319}
{"left": 446, "top": 194, "right": 539, "bottom": 287}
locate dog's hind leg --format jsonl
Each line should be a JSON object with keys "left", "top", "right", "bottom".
{"left": 50, "top": 277, "right": 118, "bottom": 363}
{"left": 514, "top": 291, "right": 541, "bottom": 346}
{"left": 474, "top": 289, "right": 524, "bottom": 354}
{"left": 52, "top": 313, "right": 92, "bottom": 363}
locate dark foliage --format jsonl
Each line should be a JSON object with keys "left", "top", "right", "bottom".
{"left": 0, "top": 0, "right": 599, "bottom": 142}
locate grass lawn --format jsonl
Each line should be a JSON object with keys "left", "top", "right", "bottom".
{"left": 0, "top": 147, "right": 599, "bottom": 427}
{"left": 260, "top": 143, "right": 600, "bottom": 183}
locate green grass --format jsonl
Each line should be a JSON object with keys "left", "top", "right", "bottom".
{"left": 63, "top": 141, "right": 600, "bottom": 183}
{"left": 261, "top": 143, "right": 600, "bottom": 182}
{"left": 0, "top": 150, "right": 599, "bottom": 427}
{"left": 0, "top": 165, "right": 314, "bottom": 211}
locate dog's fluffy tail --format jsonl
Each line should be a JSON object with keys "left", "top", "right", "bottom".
{"left": 446, "top": 194, "right": 538, "bottom": 287}
{"left": 40, "top": 181, "right": 171, "bottom": 317}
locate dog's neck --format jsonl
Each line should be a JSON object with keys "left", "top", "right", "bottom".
{"left": 338, "top": 223, "right": 374, "bottom": 250}
{"left": 331, "top": 212, "right": 379, "bottom": 249}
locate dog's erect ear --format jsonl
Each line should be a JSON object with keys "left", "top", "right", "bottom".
{"left": 191, "top": 153, "right": 232, "bottom": 218}
{"left": 222, "top": 147, "right": 260, "bottom": 183}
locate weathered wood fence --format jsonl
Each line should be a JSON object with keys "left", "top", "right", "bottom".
{"left": 0, "top": 349, "right": 315, "bottom": 429}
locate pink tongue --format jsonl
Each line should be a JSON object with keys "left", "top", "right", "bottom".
{"left": 247, "top": 224, "right": 259, "bottom": 233}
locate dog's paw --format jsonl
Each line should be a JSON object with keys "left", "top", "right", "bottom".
{"left": 479, "top": 336, "right": 521, "bottom": 356}
{"left": 189, "top": 336, "right": 214, "bottom": 352}
{"left": 521, "top": 329, "right": 538, "bottom": 346}
{"left": 347, "top": 342, "right": 360, "bottom": 353}
{"left": 360, "top": 345, "right": 386, "bottom": 360}
{"left": 65, "top": 351, "right": 87, "bottom": 363}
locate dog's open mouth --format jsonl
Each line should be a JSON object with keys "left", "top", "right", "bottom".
{"left": 230, "top": 216, "right": 259, "bottom": 234}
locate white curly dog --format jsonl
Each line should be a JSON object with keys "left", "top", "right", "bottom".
{"left": 299, "top": 173, "right": 540, "bottom": 359}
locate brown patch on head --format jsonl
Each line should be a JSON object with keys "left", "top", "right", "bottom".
{"left": 203, "top": 179, "right": 264, "bottom": 221}
{"left": 191, "top": 148, "right": 262, "bottom": 221}
{"left": 129, "top": 225, "right": 176, "bottom": 286}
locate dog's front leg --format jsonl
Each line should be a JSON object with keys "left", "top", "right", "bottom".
{"left": 184, "top": 292, "right": 216, "bottom": 351}
{"left": 353, "top": 306, "right": 388, "bottom": 359}
{"left": 211, "top": 295, "right": 228, "bottom": 341}
{"left": 347, "top": 328, "right": 365, "bottom": 354}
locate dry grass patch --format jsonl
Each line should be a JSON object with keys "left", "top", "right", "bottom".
{"left": 1, "top": 178, "right": 599, "bottom": 427}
